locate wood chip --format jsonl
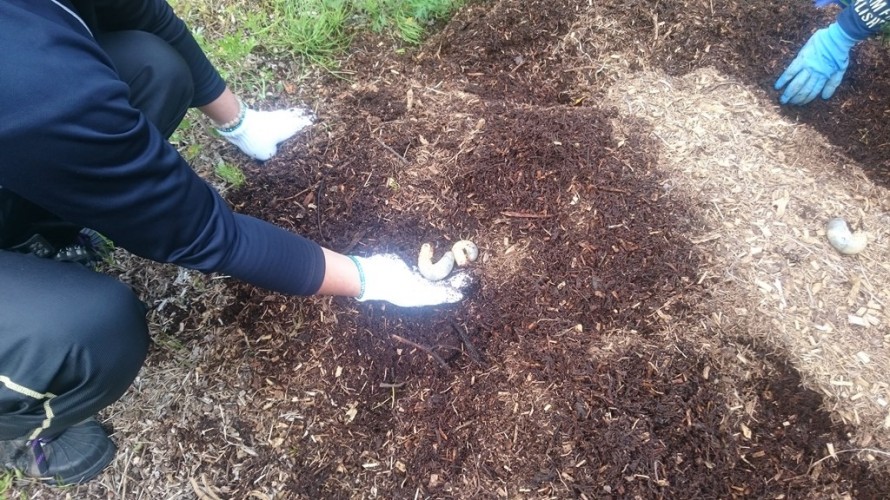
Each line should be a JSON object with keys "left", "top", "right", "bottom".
{"left": 848, "top": 315, "right": 869, "bottom": 328}
{"left": 847, "top": 276, "right": 862, "bottom": 306}
{"left": 754, "top": 279, "right": 773, "bottom": 293}
{"left": 772, "top": 191, "right": 789, "bottom": 217}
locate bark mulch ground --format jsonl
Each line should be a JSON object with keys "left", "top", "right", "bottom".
{"left": 201, "top": 0, "right": 890, "bottom": 497}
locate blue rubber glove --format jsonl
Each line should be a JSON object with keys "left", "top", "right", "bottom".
{"left": 775, "top": 22, "right": 858, "bottom": 105}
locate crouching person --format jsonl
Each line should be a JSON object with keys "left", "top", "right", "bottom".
{"left": 0, "top": 0, "right": 468, "bottom": 485}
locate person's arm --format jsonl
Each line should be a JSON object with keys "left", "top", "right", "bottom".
{"left": 775, "top": 0, "right": 890, "bottom": 105}
{"left": 79, "top": 0, "right": 314, "bottom": 161}
{"left": 0, "top": 11, "right": 320, "bottom": 294}
{"left": 837, "top": 0, "right": 890, "bottom": 38}
{"left": 0, "top": 6, "right": 467, "bottom": 306}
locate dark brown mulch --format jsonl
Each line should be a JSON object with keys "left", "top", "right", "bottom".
{"left": 209, "top": 0, "right": 890, "bottom": 497}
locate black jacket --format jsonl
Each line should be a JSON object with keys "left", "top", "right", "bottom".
{"left": 0, "top": 0, "right": 325, "bottom": 295}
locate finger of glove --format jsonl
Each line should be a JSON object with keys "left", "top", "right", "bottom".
{"left": 775, "top": 58, "right": 804, "bottom": 91}
{"left": 822, "top": 71, "right": 845, "bottom": 99}
{"left": 791, "top": 74, "right": 826, "bottom": 105}
{"left": 240, "top": 140, "right": 278, "bottom": 161}
{"left": 780, "top": 69, "right": 815, "bottom": 104}
{"left": 446, "top": 271, "right": 473, "bottom": 291}
{"left": 262, "top": 108, "right": 315, "bottom": 143}
{"left": 389, "top": 284, "right": 463, "bottom": 307}
{"left": 367, "top": 254, "right": 411, "bottom": 274}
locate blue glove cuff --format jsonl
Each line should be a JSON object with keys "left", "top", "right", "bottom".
{"left": 826, "top": 22, "right": 861, "bottom": 51}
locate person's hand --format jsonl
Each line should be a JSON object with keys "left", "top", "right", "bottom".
{"left": 218, "top": 107, "right": 314, "bottom": 161}
{"left": 349, "top": 254, "right": 470, "bottom": 307}
{"left": 775, "top": 23, "right": 859, "bottom": 105}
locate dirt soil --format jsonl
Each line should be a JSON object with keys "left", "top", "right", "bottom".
{"left": 14, "top": 0, "right": 890, "bottom": 499}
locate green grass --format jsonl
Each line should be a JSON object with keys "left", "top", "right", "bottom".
{"left": 0, "top": 470, "right": 20, "bottom": 500}
{"left": 0, "top": 472, "right": 10, "bottom": 500}
{"left": 165, "top": 0, "right": 465, "bottom": 182}
{"left": 262, "top": 0, "right": 352, "bottom": 69}
{"left": 355, "top": 0, "right": 464, "bottom": 44}
{"left": 171, "top": 0, "right": 465, "bottom": 71}
{"left": 214, "top": 160, "right": 247, "bottom": 188}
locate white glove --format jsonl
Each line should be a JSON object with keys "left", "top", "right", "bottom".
{"left": 217, "top": 107, "right": 314, "bottom": 161}
{"left": 350, "top": 254, "right": 470, "bottom": 307}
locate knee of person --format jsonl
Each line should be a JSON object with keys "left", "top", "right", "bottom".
{"left": 99, "top": 30, "right": 195, "bottom": 115}
{"left": 75, "top": 278, "right": 150, "bottom": 365}
{"left": 132, "top": 32, "right": 195, "bottom": 99}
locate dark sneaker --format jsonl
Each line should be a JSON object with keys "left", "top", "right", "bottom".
{"left": 53, "top": 228, "right": 114, "bottom": 268}
{"left": 0, "top": 418, "right": 116, "bottom": 485}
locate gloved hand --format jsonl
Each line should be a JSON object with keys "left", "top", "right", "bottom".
{"left": 775, "top": 22, "right": 859, "bottom": 105}
{"left": 350, "top": 254, "right": 470, "bottom": 307}
{"left": 218, "top": 107, "right": 314, "bottom": 161}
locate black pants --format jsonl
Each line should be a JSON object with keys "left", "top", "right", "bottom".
{"left": 0, "top": 31, "right": 194, "bottom": 441}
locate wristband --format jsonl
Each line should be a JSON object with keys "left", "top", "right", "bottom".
{"left": 214, "top": 99, "right": 246, "bottom": 133}
{"left": 348, "top": 255, "right": 366, "bottom": 299}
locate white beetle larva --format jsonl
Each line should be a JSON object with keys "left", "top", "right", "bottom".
{"left": 417, "top": 240, "right": 478, "bottom": 281}
{"left": 418, "top": 243, "right": 456, "bottom": 281}
{"left": 826, "top": 218, "right": 867, "bottom": 255}
{"left": 451, "top": 240, "right": 479, "bottom": 267}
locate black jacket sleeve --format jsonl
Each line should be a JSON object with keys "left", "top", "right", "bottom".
{"left": 71, "top": 0, "right": 226, "bottom": 105}
{"left": 0, "top": 0, "right": 325, "bottom": 295}
{"left": 837, "top": 0, "right": 890, "bottom": 39}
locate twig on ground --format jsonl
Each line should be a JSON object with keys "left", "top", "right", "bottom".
{"left": 501, "top": 211, "right": 555, "bottom": 219}
{"left": 338, "top": 228, "right": 368, "bottom": 254}
{"left": 451, "top": 322, "right": 485, "bottom": 366}
{"left": 190, "top": 476, "right": 223, "bottom": 500}
{"left": 391, "top": 334, "right": 449, "bottom": 368}
{"left": 315, "top": 178, "right": 326, "bottom": 241}
{"left": 808, "top": 447, "right": 890, "bottom": 472}
{"left": 376, "top": 138, "right": 409, "bottom": 164}
{"left": 593, "top": 185, "right": 629, "bottom": 194}
{"left": 379, "top": 382, "right": 407, "bottom": 388}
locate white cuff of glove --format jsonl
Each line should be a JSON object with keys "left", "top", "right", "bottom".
{"left": 217, "top": 107, "right": 314, "bottom": 161}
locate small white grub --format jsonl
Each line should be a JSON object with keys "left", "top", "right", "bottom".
{"left": 826, "top": 218, "right": 867, "bottom": 255}
{"left": 418, "top": 240, "right": 478, "bottom": 281}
